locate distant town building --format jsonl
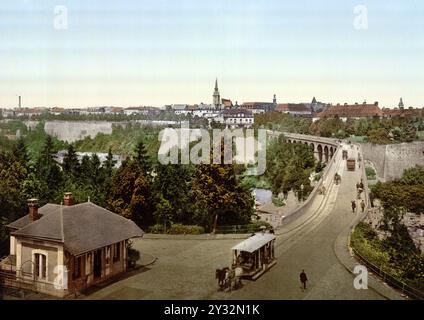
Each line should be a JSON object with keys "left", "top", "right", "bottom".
{"left": 216, "top": 109, "right": 254, "bottom": 128}
{"left": 314, "top": 102, "right": 383, "bottom": 122}
{"left": 170, "top": 104, "right": 189, "bottom": 115}
{"left": 382, "top": 107, "right": 423, "bottom": 119}
{"left": 306, "top": 97, "right": 327, "bottom": 113}
{"left": 398, "top": 98, "right": 404, "bottom": 108}
{"left": 242, "top": 101, "right": 275, "bottom": 114}
{"left": 14, "top": 108, "right": 46, "bottom": 117}
{"left": 124, "top": 106, "right": 158, "bottom": 116}
{"left": 275, "top": 103, "right": 312, "bottom": 117}
{"left": 221, "top": 98, "right": 233, "bottom": 109}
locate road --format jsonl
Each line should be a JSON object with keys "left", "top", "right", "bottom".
{"left": 83, "top": 143, "right": 395, "bottom": 300}
{"left": 204, "top": 143, "right": 381, "bottom": 299}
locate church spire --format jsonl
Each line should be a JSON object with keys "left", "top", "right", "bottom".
{"left": 213, "top": 78, "right": 221, "bottom": 108}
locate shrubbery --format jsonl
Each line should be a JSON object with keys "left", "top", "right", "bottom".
{"left": 168, "top": 224, "right": 205, "bottom": 235}
{"left": 148, "top": 223, "right": 205, "bottom": 235}
{"left": 365, "top": 167, "right": 376, "bottom": 180}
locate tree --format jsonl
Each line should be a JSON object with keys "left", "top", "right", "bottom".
{"left": 192, "top": 148, "right": 254, "bottom": 231}
{"left": 36, "top": 135, "right": 63, "bottom": 203}
{"left": 265, "top": 138, "right": 315, "bottom": 197}
{"left": 107, "top": 161, "right": 154, "bottom": 228}
{"left": 0, "top": 151, "right": 27, "bottom": 221}
{"left": 103, "top": 148, "right": 117, "bottom": 177}
{"left": 366, "top": 128, "right": 391, "bottom": 144}
{"left": 153, "top": 163, "right": 194, "bottom": 225}
{"left": 133, "top": 140, "right": 151, "bottom": 175}
{"left": 11, "top": 138, "right": 30, "bottom": 167}
{"left": 153, "top": 195, "right": 174, "bottom": 232}
{"left": 0, "top": 217, "right": 9, "bottom": 256}
{"left": 401, "top": 165, "right": 424, "bottom": 185}
{"left": 62, "top": 144, "right": 80, "bottom": 180}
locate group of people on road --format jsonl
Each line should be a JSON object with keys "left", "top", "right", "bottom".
{"left": 356, "top": 179, "right": 364, "bottom": 199}
{"left": 351, "top": 199, "right": 365, "bottom": 213}
{"left": 351, "top": 179, "right": 366, "bottom": 213}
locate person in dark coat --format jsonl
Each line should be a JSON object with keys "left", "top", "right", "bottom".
{"left": 351, "top": 200, "right": 357, "bottom": 213}
{"left": 300, "top": 270, "right": 308, "bottom": 290}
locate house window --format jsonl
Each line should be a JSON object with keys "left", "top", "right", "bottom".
{"left": 113, "top": 242, "right": 121, "bottom": 263}
{"left": 34, "top": 253, "right": 47, "bottom": 279}
{"left": 73, "top": 256, "right": 82, "bottom": 279}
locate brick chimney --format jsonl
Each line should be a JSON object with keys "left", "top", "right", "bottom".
{"left": 28, "top": 198, "right": 39, "bottom": 221}
{"left": 64, "top": 192, "right": 73, "bottom": 206}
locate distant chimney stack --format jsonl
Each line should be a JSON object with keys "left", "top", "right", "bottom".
{"left": 18, "top": 96, "right": 21, "bottom": 108}
{"left": 64, "top": 192, "right": 73, "bottom": 206}
{"left": 28, "top": 198, "right": 39, "bottom": 221}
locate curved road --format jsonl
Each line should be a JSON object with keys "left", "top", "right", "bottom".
{"left": 211, "top": 143, "right": 388, "bottom": 299}
{"left": 81, "top": 143, "right": 401, "bottom": 300}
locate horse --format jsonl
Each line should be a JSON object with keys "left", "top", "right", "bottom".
{"left": 216, "top": 268, "right": 229, "bottom": 290}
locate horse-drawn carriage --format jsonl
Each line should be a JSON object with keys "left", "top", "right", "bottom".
{"left": 216, "top": 232, "right": 277, "bottom": 291}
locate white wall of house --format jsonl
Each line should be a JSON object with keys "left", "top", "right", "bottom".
{"left": 9, "top": 235, "right": 16, "bottom": 255}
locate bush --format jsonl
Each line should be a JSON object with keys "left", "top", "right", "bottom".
{"left": 365, "top": 167, "right": 376, "bottom": 180}
{"left": 251, "top": 220, "right": 272, "bottom": 230}
{"left": 126, "top": 242, "right": 141, "bottom": 268}
{"left": 149, "top": 223, "right": 165, "bottom": 234}
{"left": 168, "top": 224, "right": 205, "bottom": 235}
{"left": 314, "top": 171, "right": 323, "bottom": 181}
{"left": 315, "top": 162, "right": 326, "bottom": 173}
{"left": 272, "top": 196, "right": 285, "bottom": 206}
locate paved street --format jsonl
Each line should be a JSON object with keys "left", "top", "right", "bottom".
{"left": 84, "top": 144, "right": 398, "bottom": 300}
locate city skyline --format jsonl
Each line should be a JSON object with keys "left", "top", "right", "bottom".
{"left": 1, "top": 0, "right": 424, "bottom": 108}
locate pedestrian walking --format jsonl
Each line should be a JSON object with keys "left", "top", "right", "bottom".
{"left": 351, "top": 200, "right": 356, "bottom": 213}
{"left": 360, "top": 200, "right": 365, "bottom": 212}
{"left": 299, "top": 270, "right": 308, "bottom": 290}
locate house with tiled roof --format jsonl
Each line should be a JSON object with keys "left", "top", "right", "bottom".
{"left": 214, "top": 109, "right": 254, "bottom": 128}
{"left": 275, "top": 103, "right": 312, "bottom": 117}
{"left": 242, "top": 101, "right": 275, "bottom": 114}
{"left": 314, "top": 102, "right": 383, "bottom": 122}
{"left": 221, "top": 99, "right": 233, "bottom": 109}
{"left": 382, "top": 107, "right": 423, "bottom": 119}
{"left": 0, "top": 193, "right": 143, "bottom": 297}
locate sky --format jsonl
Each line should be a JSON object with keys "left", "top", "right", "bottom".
{"left": 0, "top": 0, "right": 423, "bottom": 108}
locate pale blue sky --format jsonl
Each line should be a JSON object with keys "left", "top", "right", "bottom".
{"left": 1, "top": 0, "right": 423, "bottom": 108}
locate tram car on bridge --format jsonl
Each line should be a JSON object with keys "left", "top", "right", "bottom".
{"left": 347, "top": 158, "right": 356, "bottom": 171}
{"left": 231, "top": 232, "right": 277, "bottom": 280}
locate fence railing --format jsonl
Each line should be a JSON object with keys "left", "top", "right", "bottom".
{"left": 351, "top": 245, "right": 424, "bottom": 300}
{"left": 215, "top": 224, "right": 265, "bottom": 234}
{"left": 349, "top": 143, "right": 424, "bottom": 300}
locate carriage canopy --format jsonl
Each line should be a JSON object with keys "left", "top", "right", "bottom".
{"left": 231, "top": 233, "right": 276, "bottom": 253}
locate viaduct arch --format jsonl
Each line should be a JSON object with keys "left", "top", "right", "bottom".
{"left": 270, "top": 132, "right": 339, "bottom": 164}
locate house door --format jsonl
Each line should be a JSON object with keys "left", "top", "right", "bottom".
{"left": 93, "top": 249, "right": 102, "bottom": 279}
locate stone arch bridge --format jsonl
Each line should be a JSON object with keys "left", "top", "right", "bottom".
{"left": 267, "top": 131, "right": 340, "bottom": 163}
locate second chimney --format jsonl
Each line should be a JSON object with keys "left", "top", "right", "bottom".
{"left": 64, "top": 192, "right": 73, "bottom": 206}
{"left": 28, "top": 199, "right": 39, "bottom": 221}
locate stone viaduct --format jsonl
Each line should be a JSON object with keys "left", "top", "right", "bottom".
{"left": 267, "top": 131, "right": 340, "bottom": 163}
